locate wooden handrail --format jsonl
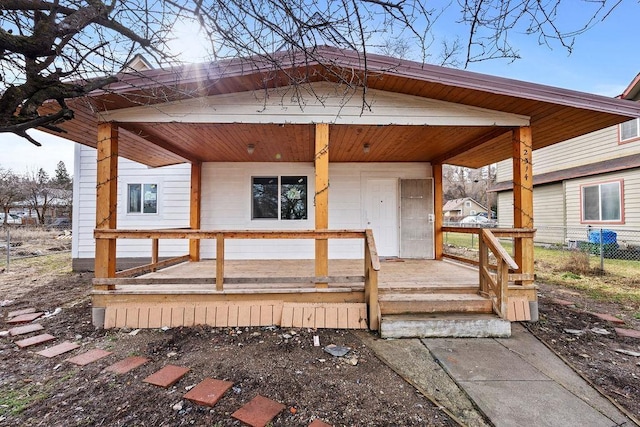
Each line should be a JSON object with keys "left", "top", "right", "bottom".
{"left": 94, "top": 229, "right": 366, "bottom": 240}
{"left": 481, "top": 229, "right": 519, "bottom": 270}
{"left": 478, "top": 228, "right": 521, "bottom": 319}
{"left": 364, "top": 229, "right": 380, "bottom": 331}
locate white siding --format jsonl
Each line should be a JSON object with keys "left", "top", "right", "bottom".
{"left": 497, "top": 191, "right": 514, "bottom": 229}
{"left": 200, "top": 162, "right": 430, "bottom": 259}
{"left": 74, "top": 152, "right": 431, "bottom": 261}
{"left": 73, "top": 145, "right": 191, "bottom": 260}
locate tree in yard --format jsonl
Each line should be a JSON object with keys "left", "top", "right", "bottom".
{"left": 0, "top": 167, "right": 26, "bottom": 224}
{"left": 53, "top": 161, "right": 72, "bottom": 190}
{"left": 442, "top": 165, "right": 496, "bottom": 214}
{"left": 0, "top": 0, "right": 625, "bottom": 145}
{"left": 22, "top": 167, "right": 57, "bottom": 224}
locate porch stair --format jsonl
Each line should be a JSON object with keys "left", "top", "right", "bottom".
{"left": 378, "top": 290, "right": 511, "bottom": 338}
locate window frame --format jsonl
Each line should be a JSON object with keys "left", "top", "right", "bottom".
{"left": 126, "top": 182, "right": 159, "bottom": 215}
{"left": 251, "top": 175, "right": 309, "bottom": 221}
{"left": 618, "top": 118, "right": 640, "bottom": 144}
{"left": 579, "top": 179, "right": 624, "bottom": 225}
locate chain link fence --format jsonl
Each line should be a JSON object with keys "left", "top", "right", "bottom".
{"left": 443, "top": 225, "right": 640, "bottom": 274}
{"left": 1, "top": 226, "right": 71, "bottom": 271}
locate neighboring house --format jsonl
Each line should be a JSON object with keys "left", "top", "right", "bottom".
{"left": 443, "top": 197, "right": 487, "bottom": 220}
{"left": 490, "top": 73, "right": 640, "bottom": 246}
{"left": 46, "top": 46, "right": 640, "bottom": 332}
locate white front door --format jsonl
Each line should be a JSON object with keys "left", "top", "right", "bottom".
{"left": 364, "top": 178, "right": 399, "bottom": 257}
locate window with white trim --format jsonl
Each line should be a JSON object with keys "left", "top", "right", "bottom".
{"left": 581, "top": 181, "right": 622, "bottom": 222}
{"left": 619, "top": 118, "right": 640, "bottom": 142}
{"left": 127, "top": 183, "right": 158, "bottom": 214}
{"left": 252, "top": 176, "right": 308, "bottom": 220}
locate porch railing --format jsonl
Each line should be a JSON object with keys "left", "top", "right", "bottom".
{"left": 442, "top": 226, "right": 535, "bottom": 319}
{"left": 92, "top": 228, "right": 381, "bottom": 330}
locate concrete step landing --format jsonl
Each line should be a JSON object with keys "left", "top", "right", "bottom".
{"left": 380, "top": 313, "right": 511, "bottom": 339}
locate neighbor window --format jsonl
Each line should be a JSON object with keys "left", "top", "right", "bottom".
{"left": 581, "top": 181, "right": 622, "bottom": 223}
{"left": 252, "top": 176, "right": 307, "bottom": 220}
{"left": 128, "top": 183, "right": 158, "bottom": 214}
{"left": 619, "top": 118, "right": 640, "bottom": 142}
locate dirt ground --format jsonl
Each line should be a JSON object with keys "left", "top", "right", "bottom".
{"left": 1, "top": 251, "right": 640, "bottom": 425}
{"left": 0, "top": 253, "right": 456, "bottom": 426}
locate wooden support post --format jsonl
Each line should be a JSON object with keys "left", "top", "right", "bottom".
{"left": 433, "top": 164, "right": 443, "bottom": 260}
{"left": 512, "top": 127, "right": 534, "bottom": 287}
{"left": 189, "top": 161, "right": 202, "bottom": 262}
{"left": 315, "top": 123, "right": 329, "bottom": 288}
{"left": 216, "top": 233, "right": 224, "bottom": 291}
{"left": 95, "top": 123, "right": 118, "bottom": 282}
{"left": 151, "top": 238, "right": 159, "bottom": 272}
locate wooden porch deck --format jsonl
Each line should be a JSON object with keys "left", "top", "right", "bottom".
{"left": 93, "top": 259, "right": 482, "bottom": 331}
{"left": 136, "top": 258, "right": 478, "bottom": 291}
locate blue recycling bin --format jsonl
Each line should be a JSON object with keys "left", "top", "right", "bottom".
{"left": 588, "top": 230, "right": 617, "bottom": 245}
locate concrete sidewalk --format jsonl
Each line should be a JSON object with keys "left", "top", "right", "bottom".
{"left": 359, "top": 324, "right": 636, "bottom": 426}
{"left": 423, "top": 324, "right": 635, "bottom": 427}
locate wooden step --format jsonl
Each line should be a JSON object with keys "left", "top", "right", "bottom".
{"left": 380, "top": 313, "right": 511, "bottom": 338}
{"left": 378, "top": 293, "right": 492, "bottom": 315}
{"left": 378, "top": 285, "right": 479, "bottom": 295}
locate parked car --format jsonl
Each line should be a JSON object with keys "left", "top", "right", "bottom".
{"left": 0, "top": 213, "right": 22, "bottom": 225}
{"left": 459, "top": 215, "right": 496, "bottom": 227}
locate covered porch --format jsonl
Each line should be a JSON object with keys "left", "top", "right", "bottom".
{"left": 52, "top": 47, "right": 640, "bottom": 336}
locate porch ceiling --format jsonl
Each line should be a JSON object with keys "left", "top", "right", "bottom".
{"left": 46, "top": 46, "right": 640, "bottom": 168}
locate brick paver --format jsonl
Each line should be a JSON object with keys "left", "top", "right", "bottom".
{"left": 615, "top": 328, "right": 640, "bottom": 339}
{"left": 8, "top": 323, "right": 44, "bottom": 336}
{"left": 67, "top": 349, "right": 113, "bottom": 366}
{"left": 15, "top": 333, "right": 55, "bottom": 348}
{"left": 7, "top": 312, "right": 44, "bottom": 324}
{"left": 104, "top": 356, "right": 150, "bottom": 374}
{"left": 36, "top": 341, "right": 80, "bottom": 358}
{"left": 232, "top": 395, "right": 285, "bottom": 427}
{"left": 7, "top": 308, "right": 36, "bottom": 318}
{"left": 143, "top": 365, "right": 190, "bottom": 388}
{"left": 589, "top": 312, "right": 625, "bottom": 324}
{"left": 184, "top": 378, "right": 233, "bottom": 407}
{"left": 309, "top": 420, "right": 333, "bottom": 427}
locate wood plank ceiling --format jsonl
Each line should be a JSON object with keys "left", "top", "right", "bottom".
{"left": 48, "top": 47, "right": 640, "bottom": 169}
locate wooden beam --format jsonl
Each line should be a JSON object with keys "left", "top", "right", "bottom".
{"left": 433, "top": 164, "right": 443, "bottom": 260}
{"left": 95, "top": 123, "right": 119, "bottom": 280}
{"left": 512, "top": 127, "right": 534, "bottom": 287}
{"left": 189, "top": 162, "right": 202, "bottom": 261}
{"left": 117, "top": 123, "right": 200, "bottom": 163}
{"left": 432, "top": 128, "right": 510, "bottom": 165}
{"left": 315, "top": 123, "right": 329, "bottom": 287}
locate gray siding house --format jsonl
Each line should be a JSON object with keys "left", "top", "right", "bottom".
{"left": 491, "top": 74, "right": 640, "bottom": 246}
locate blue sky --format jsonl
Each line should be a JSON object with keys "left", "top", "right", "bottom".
{"left": 2, "top": 1, "right": 638, "bottom": 176}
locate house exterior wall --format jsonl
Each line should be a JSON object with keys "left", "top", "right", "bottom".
{"left": 495, "top": 122, "right": 640, "bottom": 243}
{"left": 497, "top": 183, "right": 565, "bottom": 243}
{"left": 496, "top": 124, "right": 640, "bottom": 183}
{"left": 72, "top": 144, "right": 431, "bottom": 268}
{"left": 73, "top": 145, "right": 192, "bottom": 270}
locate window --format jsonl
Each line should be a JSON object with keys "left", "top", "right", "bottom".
{"left": 464, "top": 201, "right": 471, "bottom": 207}
{"left": 581, "top": 181, "right": 622, "bottom": 223}
{"left": 252, "top": 176, "right": 307, "bottom": 220}
{"left": 619, "top": 118, "right": 640, "bottom": 143}
{"left": 127, "top": 183, "right": 157, "bottom": 214}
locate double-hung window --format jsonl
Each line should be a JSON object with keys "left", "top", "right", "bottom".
{"left": 619, "top": 118, "right": 640, "bottom": 143}
{"left": 252, "top": 176, "right": 308, "bottom": 220}
{"left": 581, "top": 181, "right": 623, "bottom": 223}
{"left": 127, "top": 183, "right": 158, "bottom": 214}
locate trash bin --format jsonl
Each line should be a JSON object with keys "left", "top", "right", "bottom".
{"left": 588, "top": 230, "right": 617, "bottom": 245}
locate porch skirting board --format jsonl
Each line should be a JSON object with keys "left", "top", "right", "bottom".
{"left": 103, "top": 302, "right": 367, "bottom": 330}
